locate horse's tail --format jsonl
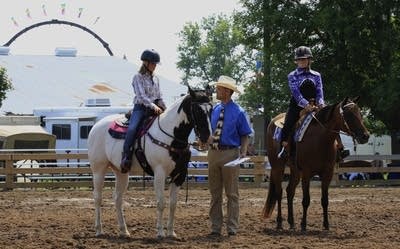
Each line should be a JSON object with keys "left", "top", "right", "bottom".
{"left": 262, "top": 115, "right": 284, "bottom": 219}
{"left": 262, "top": 177, "right": 278, "bottom": 219}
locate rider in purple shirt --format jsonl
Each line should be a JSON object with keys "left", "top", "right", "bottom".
{"left": 288, "top": 67, "right": 324, "bottom": 109}
{"left": 278, "top": 46, "right": 348, "bottom": 160}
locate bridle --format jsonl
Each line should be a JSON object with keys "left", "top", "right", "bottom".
{"left": 311, "top": 101, "right": 357, "bottom": 138}
{"left": 148, "top": 100, "right": 211, "bottom": 151}
{"left": 189, "top": 102, "right": 212, "bottom": 140}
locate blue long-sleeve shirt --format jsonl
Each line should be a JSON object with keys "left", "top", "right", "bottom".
{"left": 287, "top": 68, "right": 324, "bottom": 108}
{"left": 211, "top": 100, "right": 252, "bottom": 147}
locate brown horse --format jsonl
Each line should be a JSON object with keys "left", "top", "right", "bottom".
{"left": 262, "top": 97, "right": 369, "bottom": 231}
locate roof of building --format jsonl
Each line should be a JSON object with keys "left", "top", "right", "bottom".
{"left": 0, "top": 50, "right": 186, "bottom": 114}
{"left": 0, "top": 125, "right": 51, "bottom": 137}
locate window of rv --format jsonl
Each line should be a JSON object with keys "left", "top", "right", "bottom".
{"left": 80, "top": 125, "right": 93, "bottom": 139}
{"left": 52, "top": 124, "right": 71, "bottom": 140}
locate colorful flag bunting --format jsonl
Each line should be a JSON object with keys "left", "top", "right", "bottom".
{"left": 26, "top": 8, "right": 32, "bottom": 19}
{"left": 93, "top": 16, "right": 100, "bottom": 24}
{"left": 11, "top": 17, "right": 18, "bottom": 27}
{"left": 42, "top": 4, "right": 47, "bottom": 16}
{"left": 78, "top": 8, "right": 83, "bottom": 18}
{"left": 61, "top": 3, "right": 66, "bottom": 15}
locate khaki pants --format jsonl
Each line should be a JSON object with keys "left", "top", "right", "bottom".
{"left": 207, "top": 148, "right": 240, "bottom": 234}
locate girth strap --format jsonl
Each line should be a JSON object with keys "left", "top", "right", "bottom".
{"left": 146, "top": 132, "right": 189, "bottom": 153}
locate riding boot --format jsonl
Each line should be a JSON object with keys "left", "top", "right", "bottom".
{"left": 277, "top": 142, "right": 289, "bottom": 159}
{"left": 120, "top": 150, "right": 133, "bottom": 174}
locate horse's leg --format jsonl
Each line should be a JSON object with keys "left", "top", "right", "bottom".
{"left": 92, "top": 170, "right": 106, "bottom": 237}
{"left": 274, "top": 166, "right": 284, "bottom": 229}
{"left": 166, "top": 183, "right": 180, "bottom": 238}
{"left": 286, "top": 166, "right": 300, "bottom": 230}
{"left": 300, "top": 178, "right": 311, "bottom": 232}
{"left": 154, "top": 170, "right": 166, "bottom": 239}
{"left": 321, "top": 177, "right": 330, "bottom": 230}
{"left": 114, "top": 170, "right": 130, "bottom": 237}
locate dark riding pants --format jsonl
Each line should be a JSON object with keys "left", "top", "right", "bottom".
{"left": 280, "top": 97, "right": 302, "bottom": 143}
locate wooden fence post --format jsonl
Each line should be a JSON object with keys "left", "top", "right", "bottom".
{"left": 5, "top": 157, "right": 14, "bottom": 190}
{"left": 331, "top": 163, "right": 340, "bottom": 187}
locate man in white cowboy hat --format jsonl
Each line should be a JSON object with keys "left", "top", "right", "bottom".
{"left": 207, "top": 75, "right": 252, "bottom": 237}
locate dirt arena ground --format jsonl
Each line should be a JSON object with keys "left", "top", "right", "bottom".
{"left": 0, "top": 185, "right": 399, "bottom": 249}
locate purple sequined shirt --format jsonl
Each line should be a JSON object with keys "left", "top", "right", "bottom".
{"left": 287, "top": 67, "right": 324, "bottom": 108}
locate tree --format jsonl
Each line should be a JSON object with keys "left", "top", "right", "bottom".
{"left": 313, "top": 0, "right": 400, "bottom": 132}
{"left": 176, "top": 14, "right": 253, "bottom": 88}
{"left": 234, "top": 0, "right": 400, "bottom": 135}
{"left": 234, "top": 0, "right": 314, "bottom": 119}
{"left": 0, "top": 67, "right": 13, "bottom": 107}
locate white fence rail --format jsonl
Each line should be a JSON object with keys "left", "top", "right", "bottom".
{"left": 1, "top": 151, "right": 400, "bottom": 190}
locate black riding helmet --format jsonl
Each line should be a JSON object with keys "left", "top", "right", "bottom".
{"left": 295, "top": 46, "right": 313, "bottom": 60}
{"left": 141, "top": 49, "right": 160, "bottom": 64}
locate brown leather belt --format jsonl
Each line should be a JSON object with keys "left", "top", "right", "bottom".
{"left": 211, "top": 145, "right": 238, "bottom": 150}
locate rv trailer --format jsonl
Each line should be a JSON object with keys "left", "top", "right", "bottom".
{"left": 33, "top": 99, "right": 131, "bottom": 152}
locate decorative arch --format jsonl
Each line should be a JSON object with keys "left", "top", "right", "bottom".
{"left": 3, "top": 19, "right": 113, "bottom": 56}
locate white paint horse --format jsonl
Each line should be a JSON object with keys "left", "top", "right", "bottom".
{"left": 88, "top": 89, "right": 212, "bottom": 238}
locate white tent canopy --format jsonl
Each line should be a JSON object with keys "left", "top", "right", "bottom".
{"left": 0, "top": 51, "right": 187, "bottom": 114}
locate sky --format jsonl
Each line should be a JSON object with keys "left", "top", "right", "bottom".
{"left": 1, "top": 0, "right": 239, "bottom": 84}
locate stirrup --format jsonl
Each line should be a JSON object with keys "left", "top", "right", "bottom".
{"left": 341, "top": 149, "right": 350, "bottom": 159}
{"left": 277, "top": 146, "right": 287, "bottom": 159}
{"left": 336, "top": 148, "right": 350, "bottom": 163}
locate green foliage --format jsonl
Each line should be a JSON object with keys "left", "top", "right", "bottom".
{"left": 0, "top": 67, "right": 13, "bottom": 107}
{"left": 235, "top": 0, "right": 400, "bottom": 132}
{"left": 234, "top": 0, "right": 316, "bottom": 119}
{"left": 177, "top": 0, "right": 400, "bottom": 133}
{"left": 314, "top": 0, "right": 400, "bottom": 132}
{"left": 177, "top": 14, "right": 253, "bottom": 88}
{"left": 363, "top": 110, "right": 389, "bottom": 136}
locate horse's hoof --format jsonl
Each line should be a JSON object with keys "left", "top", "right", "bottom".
{"left": 167, "top": 235, "right": 180, "bottom": 241}
{"left": 156, "top": 235, "right": 165, "bottom": 241}
{"left": 166, "top": 233, "right": 178, "bottom": 240}
{"left": 119, "top": 232, "right": 131, "bottom": 238}
{"left": 95, "top": 231, "right": 105, "bottom": 237}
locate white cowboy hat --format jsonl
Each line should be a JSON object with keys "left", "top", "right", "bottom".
{"left": 210, "top": 75, "right": 241, "bottom": 94}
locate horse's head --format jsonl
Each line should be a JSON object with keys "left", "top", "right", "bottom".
{"left": 340, "top": 97, "right": 370, "bottom": 144}
{"left": 180, "top": 88, "right": 212, "bottom": 144}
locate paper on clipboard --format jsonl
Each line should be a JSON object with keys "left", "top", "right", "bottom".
{"left": 224, "top": 157, "right": 250, "bottom": 167}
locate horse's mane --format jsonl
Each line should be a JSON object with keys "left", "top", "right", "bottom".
{"left": 315, "top": 102, "right": 340, "bottom": 124}
{"left": 167, "top": 95, "right": 186, "bottom": 113}
{"left": 177, "top": 90, "right": 210, "bottom": 114}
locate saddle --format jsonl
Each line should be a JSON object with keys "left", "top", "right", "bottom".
{"left": 108, "top": 116, "right": 129, "bottom": 139}
{"left": 294, "top": 112, "right": 314, "bottom": 142}
{"left": 273, "top": 111, "right": 314, "bottom": 143}
{"left": 108, "top": 113, "right": 158, "bottom": 176}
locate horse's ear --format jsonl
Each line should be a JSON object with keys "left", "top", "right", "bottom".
{"left": 352, "top": 96, "right": 360, "bottom": 103}
{"left": 188, "top": 86, "right": 195, "bottom": 97}
{"left": 342, "top": 97, "right": 349, "bottom": 106}
{"left": 205, "top": 84, "right": 213, "bottom": 97}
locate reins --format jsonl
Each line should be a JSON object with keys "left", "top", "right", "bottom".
{"left": 311, "top": 111, "right": 358, "bottom": 152}
{"left": 156, "top": 115, "right": 192, "bottom": 147}
{"left": 154, "top": 101, "right": 206, "bottom": 149}
{"left": 310, "top": 101, "right": 356, "bottom": 138}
